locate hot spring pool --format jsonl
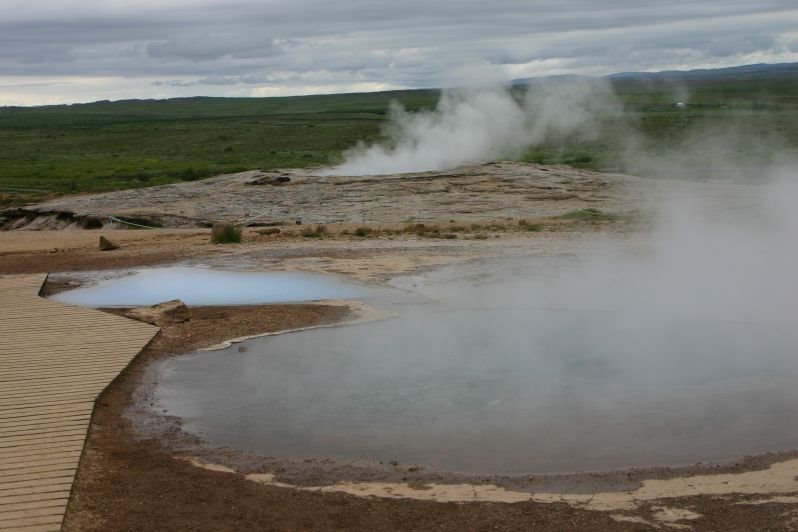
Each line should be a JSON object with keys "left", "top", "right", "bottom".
{"left": 51, "top": 267, "right": 364, "bottom": 307}
{"left": 150, "top": 259, "right": 798, "bottom": 475}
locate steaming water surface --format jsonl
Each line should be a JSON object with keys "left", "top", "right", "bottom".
{"left": 51, "top": 267, "right": 363, "bottom": 307}
{"left": 152, "top": 259, "right": 798, "bottom": 475}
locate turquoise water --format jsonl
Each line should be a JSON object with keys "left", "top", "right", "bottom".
{"left": 51, "top": 267, "right": 363, "bottom": 307}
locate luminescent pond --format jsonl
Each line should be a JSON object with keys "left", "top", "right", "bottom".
{"left": 51, "top": 267, "right": 364, "bottom": 307}
{"left": 151, "top": 259, "right": 798, "bottom": 475}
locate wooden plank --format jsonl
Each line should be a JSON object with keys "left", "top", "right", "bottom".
{"left": 0, "top": 363, "right": 133, "bottom": 378}
{"left": 0, "top": 455, "right": 82, "bottom": 472}
{"left": 0, "top": 444, "right": 85, "bottom": 461}
{"left": 0, "top": 414, "right": 91, "bottom": 431}
{"left": 0, "top": 373, "right": 131, "bottom": 391}
{"left": 0, "top": 358, "right": 136, "bottom": 372}
{"left": 0, "top": 354, "right": 139, "bottom": 369}
{"left": 0, "top": 475, "right": 76, "bottom": 493}
{"left": 0, "top": 320, "right": 153, "bottom": 331}
{"left": 0, "top": 341, "right": 152, "bottom": 355}
{"left": 0, "top": 468, "right": 78, "bottom": 485}
{"left": 0, "top": 348, "right": 150, "bottom": 362}
{"left": 0, "top": 432, "right": 89, "bottom": 449}
{"left": 0, "top": 426, "right": 89, "bottom": 440}
{"left": 0, "top": 353, "right": 143, "bottom": 367}
{"left": 0, "top": 515, "right": 64, "bottom": 529}
{"left": 0, "top": 371, "right": 129, "bottom": 388}
{"left": 0, "top": 499, "right": 68, "bottom": 515}
{"left": 0, "top": 492, "right": 70, "bottom": 509}
{"left": 0, "top": 420, "right": 90, "bottom": 437}
{"left": 0, "top": 401, "right": 94, "bottom": 416}
{"left": 0, "top": 333, "right": 153, "bottom": 343}
{"left": 0, "top": 506, "right": 67, "bottom": 522}
{"left": 0, "top": 411, "right": 91, "bottom": 428}
{"left": 0, "top": 463, "right": 79, "bottom": 479}
{"left": 0, "top": 390, "right": 104, "bottom": 405}
{"left": 0, "top": 421, "right": 91, "bottom": 439}
{"left": 9, "top": 524, "right": 63, "bottom": 532}
{"left": 0, "top": 482, "right": 74, "bottom": 499}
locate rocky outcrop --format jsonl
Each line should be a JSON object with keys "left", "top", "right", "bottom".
{"left": 98, "top": 236, "right": 119, "bottom": 251}
{"left": 246, "top": 174, "right": 291, "bottom": 186}
{"left": 126, "top": 299, "right": 191, "bottom": 326}
{"left": 1, "top": 163, "right": 661, "bottom": 230}
{"left": 0, "top": 209, "right": 104, "bottom": 231}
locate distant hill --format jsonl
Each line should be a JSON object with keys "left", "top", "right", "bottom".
{"left": 510, "top": 74, "right": 594, "bottom": 85}
{"left": 607, "top": 62, "right": 798, "bottom": 82}
{"left": 512, "top": 62, "right": 798, "bottom": 85}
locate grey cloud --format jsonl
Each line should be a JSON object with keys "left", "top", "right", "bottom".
{"left": 152, "top": 79, "right": 197, "bottom": 87}
{"left": 153, "top": 74, "right": 276, "bottom": 86}
{"left": 1, "top": 1, "right": 798, "bottom": 103}
{"left": 147, "top": 35, "right": 282, "bottom": 61}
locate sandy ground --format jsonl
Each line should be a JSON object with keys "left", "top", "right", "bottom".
{"left": 2, "top": 163, "right": 798, "bottom": 530}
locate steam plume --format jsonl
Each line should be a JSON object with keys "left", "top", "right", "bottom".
{"left": 321, "top": 81, "right": 620, "bottom": 176}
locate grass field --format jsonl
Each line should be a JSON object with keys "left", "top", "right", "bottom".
{"left": 1, "top": 76, "right": 796, "bottom": 207}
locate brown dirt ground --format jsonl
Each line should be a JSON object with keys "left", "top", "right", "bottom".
{"left": 0, "top": 219, "right": 608, "bottom": 281}
{"left": 0, "top": 229, "right": 216, "bottom": 275}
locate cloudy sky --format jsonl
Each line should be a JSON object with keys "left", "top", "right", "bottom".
{"left": 1, "top": 0, "right": 797, "bottom": 106}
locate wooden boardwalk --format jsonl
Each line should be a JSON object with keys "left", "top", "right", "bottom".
{"left": 0, "top": 274, "right": 158, "bottom": 531}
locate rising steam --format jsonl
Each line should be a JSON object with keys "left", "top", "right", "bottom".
{"left": 320, "top": 81, "right": 620, "bottom": 176}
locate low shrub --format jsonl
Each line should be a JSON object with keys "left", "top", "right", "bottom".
{"left": 301, "top": 225, "right": 328, "bottom": 238}
{"left": 211, "top": 223, "right": 242, "bottom": 244}
{"left": 354, "top": 226, "right": 373, "bottom": 237}
{"left": 559, "top": 208, "right": 616, "bottom": 221}
{"left": 518, "top": 220, "right": 543, "bottom": 232}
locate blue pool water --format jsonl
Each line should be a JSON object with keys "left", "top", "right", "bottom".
{"left": 51, "top": 267, "right": 364, "bottom": 307}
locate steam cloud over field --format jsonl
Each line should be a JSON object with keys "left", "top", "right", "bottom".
{"left": 321, "top": 82, "right": 620, "bottom": 176}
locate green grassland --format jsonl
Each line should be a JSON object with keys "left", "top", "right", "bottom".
{"left": 1, "top": 76, "right": 796, "bottom": 207}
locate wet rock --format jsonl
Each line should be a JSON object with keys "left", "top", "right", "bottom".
{"left": 99, "top": 236, "right": 119, "bottom": 251}
{"left": 247, "top": 174, "right": 291, "bottom": 186}
{"left": 126, "top": 299, "right": 191, "bottom": 326}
